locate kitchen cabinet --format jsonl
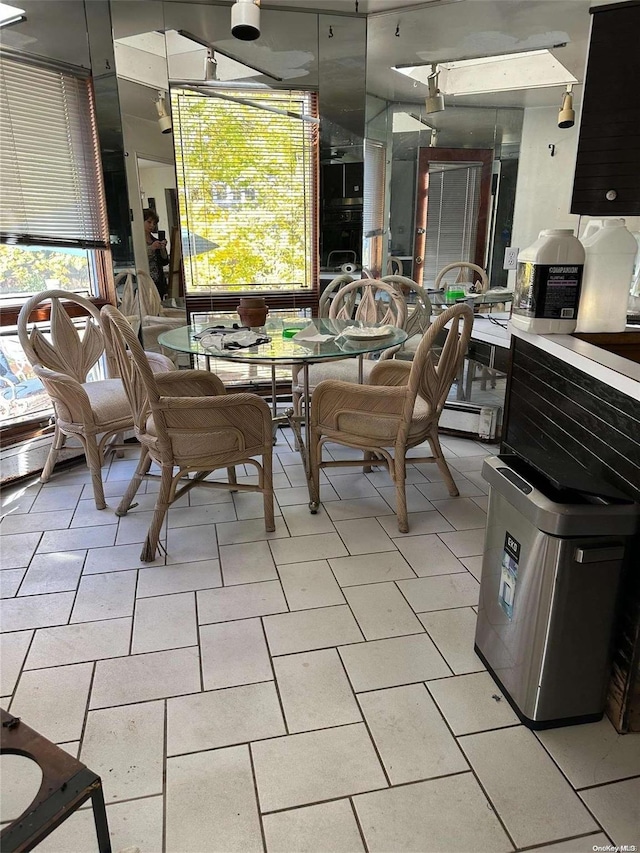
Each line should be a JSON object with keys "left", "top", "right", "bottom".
{"left": 571, "top": 0, "right": 640, "bottom": 216}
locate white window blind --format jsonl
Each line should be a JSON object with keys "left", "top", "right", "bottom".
{"left": 0, "top": 53, "right": 109, "bottom": 249}
{"left": 362, "top": 139, "right": 386, "bottom": 274}
{"left": 423, "top": 163, "right": 482, "bottom": 284}
{"left": 171, "top": 87, "right": 318, "bottom": 293}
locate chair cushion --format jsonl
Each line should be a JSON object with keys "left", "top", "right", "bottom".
{"left": 294, "top": 359, "right": 377, "bottom": 393}
{"left": 82, "top": 379, "right": 131, "bottom": 424}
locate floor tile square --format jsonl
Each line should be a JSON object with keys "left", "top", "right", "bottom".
{"left": 324, "top": 496, "right": 395, "bottom": 522}
{"left": 30, "top": 485, "right": 83, "bottom": 513}
{"left": 327, "top": 474, "right": 380, "bottom": 499}
{"left": 416, "top": 478, "right": 484, "bottom": 501}
{"left": 165, "top": 522, "right": 219, "bottom": 564}
{"left": 353, "top": 772, "right": 511, "bottom": 852}
{"left": 1, "top": 532, "right": 42, "bottom": 569}
{"left": 536, "top": 717, "right": 640, "bottom": 788}
{"left": 200, "top": 617, "right": 272, "bottom": 690}
{"left": 344, "top": 582, "right": 424, "bottom": 640}
{"left": 397, "top": 573, "right": 479, "bottom": 612}
{"left": 137, "top": 558, "right": 221, "bottom": 597}
{"left": 252, "top": 723, "right": 387, "bottom": 812}
{"left": 461, "top": 555, "right": 483, "bottom": 580}
{"left": 329, "top": 552, "right": 415, "bottom": 587}
{"left": 459, "top": 726, "right": 598, "bottom": 848}
{"left": 166, "top": 746, "right": 263, "bottom": 853}
{"left": 1, "top": 509, "right": 73, "bottom": 535}
{"left": 18, "top": 552, "right": 84, "bottom": 596}
{"left": 168, "top": 501, "right": 238, "bottom": 528}
{"left": 418, "top": 608, "right": 485, "bottom": 674}
{"left": 359, "top": 684, "right": 468, "bottom": 784}
{"left": 81, "top": 701, "right": 164, "bottom": 801}
{"left": 431, "top": 497, "right": 487, "bottom": 530}
{"left": 333, "top": 518, "right": 397, "bottom": 556}
{"left": 216, "top": 517, "right": 288, "bottom": 547}
{"left": 114, "top": 510, "right": 160, "bottom": 546}
{"left": 264, "top": 605, "right": 363, "bottom": 656}
{"left": 69, "top": 499, "right": 119, "bottom": 528}
{"left": 132, "top": 591, "right": 197, "bottom": 653}
{"left": 198, "top": 579, "right": 287, "bottom": 624}
{"left": 71, "top": 570, "right": 137, "bottom": 623}
{"left": 437, "top": 528, "right": 486, "bottom": 557}
{"left": 269, "top": 532, "right": 349, "bottom": 565}
{"left": 273, "top": 648, "right": 362, "bottom": 733}
{"left": 26, "top": 618, "right": 131, "bottom": 670}
{"left": 275, "top": 483, "right": 339, "bottom": 507}
{"left": 579, "top": 778, "right": 640, "bottom": 847}
{"left": 232, "top": 491, "right": 282, "bottom": 521}
{"left": 427, "top": 671, "right": 519, "bottom": 734}
{"left": 376, "top": 485, "right": 434, "bottom": 514}
{"left": 339, "top": 633, "right": 451, "bottom": 692}
{"left": 90, "top": 647, "right": 201, "bottom": 709}
{"left": 9, "top": 662, "right": 93, "bottom": 743}
{"left": 277, "top": 560, "right": 345, "bottom": 610}
{"left": 219, "top": 541, "right": 279, "bottom": 585}
{"left": 83, "top": 543, "right": 164, "bottom": 574}
{"left": 263, "top": 800, "right": 365, "bottom": 853}
{"left": 1, "top": 591, "right": 74, "bottom": 633}
{"left": 37, "top": 525, "right": 115, "bottom": 554}
{"left": 281, "top": 503, "right": 337, "bottom": 536}
{"left": 0, "top": 630, "right": 33, "bottom": 695}
{"left": 394, "top": 533, "right": 467, "bottom": 576}
{"left": 167, "top": 682, "right": 285, "bottom": 755}
{"left": 0, "top": 569, "right": 25, "bottom": 598}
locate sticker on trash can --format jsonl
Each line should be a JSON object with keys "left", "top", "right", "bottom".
{"left": 499, "top": 532, "right": 520, "bottom": 620}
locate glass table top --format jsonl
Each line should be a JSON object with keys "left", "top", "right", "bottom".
{"left": 158, "top": 317, "right": 408, "bottom": 364}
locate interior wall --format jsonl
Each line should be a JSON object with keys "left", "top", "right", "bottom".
{"left": 508, "top": 105, "right": 580, "bottom": 286}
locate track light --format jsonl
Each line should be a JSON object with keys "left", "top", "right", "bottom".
{"left": 425, "top": 64, "right": 445, "bottom": 114}
{"left": 231, "top": 0, "right": 260, "bottom": 41}
{"left": 155, "top": 92, "right": 172, "bottom": 134}
{"left": 558, "top": 84, "right": 575, "bottom": 129}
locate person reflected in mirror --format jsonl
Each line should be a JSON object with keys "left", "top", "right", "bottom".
{"left": 143, "top": 208, "right": 169, "bottom": 298}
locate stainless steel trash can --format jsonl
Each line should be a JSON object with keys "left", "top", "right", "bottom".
{"left": 474, "top": 455, "right": 639, "bottom": 729}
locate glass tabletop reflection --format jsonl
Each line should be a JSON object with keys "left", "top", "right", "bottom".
{"left": 158, "top": 317, "right": 408, "bottom": 365}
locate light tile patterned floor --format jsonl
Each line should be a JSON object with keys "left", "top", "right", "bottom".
{"left": 1, "top": 431, "right": 639, "bottom": 853}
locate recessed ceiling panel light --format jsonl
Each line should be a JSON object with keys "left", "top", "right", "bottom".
{"left": 0, "top": 2, "right": 26, "bottom": 27}
{"left": 394, "top": 49, "right": 577, "bottom": 96}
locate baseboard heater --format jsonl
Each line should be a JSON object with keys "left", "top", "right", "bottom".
{"left": 439, "top": 401, "right": 502, "bottom": 441}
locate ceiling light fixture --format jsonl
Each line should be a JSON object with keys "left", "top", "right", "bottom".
{"left": 155, "top": 92, "right": 172, "bottom": 134}
{"left": 231, "top": 0, "right": 260, "bottom": 42}
{"left": 558, "top": 83, "right": 575, "bottom": 128}
{"left": 425, "top": 65, "right": 445, "bottom": 114}
{"left": 0, "top": 2, "right": 25, "bottom": 27}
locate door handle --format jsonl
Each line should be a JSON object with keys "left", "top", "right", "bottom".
{"left": 415, "top": 256, "right": 423, "bottom": 264}
{"left": 416, "top": 228, "right": 425, "bottom": 234}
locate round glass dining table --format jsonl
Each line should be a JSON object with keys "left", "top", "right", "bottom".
{"left": 158, "top": 316, "right": 407, "bottom": 510}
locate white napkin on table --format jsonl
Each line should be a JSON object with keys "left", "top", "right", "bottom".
{"left": 292, "top": 324, "right": 334, "bottom": 343}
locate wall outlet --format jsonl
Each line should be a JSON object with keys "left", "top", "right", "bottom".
{"left": 504, "top": 246, "right": 519, "bottom": 269}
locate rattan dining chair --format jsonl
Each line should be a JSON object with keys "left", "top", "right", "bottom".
{"left": 382, "top": 275, "right": 432, "bottom": 359}
{"left": 17, "top": 290, "right": 173, "bottom": 509}
{"left": 101, "top": 305, "right": 275, "bottom": 561}
{"left": 309, "top": 304, "right": 473, "bottom": 533}
{"left": 291, "top": 278, "right": 407, "bottom": 417}
{"left": 116, "top": 269, "right": 185, "bottom": 363}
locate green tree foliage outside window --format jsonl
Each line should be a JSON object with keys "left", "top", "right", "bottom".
{"left": 172, "top": 88, "right": 317, "bottom": 294}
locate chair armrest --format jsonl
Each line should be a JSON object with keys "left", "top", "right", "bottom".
{"left": 369, "top": 359, "right": 412, "bottom": 387}
{"left": 141, "top": 314, "right": 185, "bottom": 329}
{"left": 159, "top": 308, "right": 187, "bottom": 320}
{"left": 32, "top": 364, "right": 92, "bottom": 424}
{"left": 154, "top": 369, "right": 226, "bottom": 397}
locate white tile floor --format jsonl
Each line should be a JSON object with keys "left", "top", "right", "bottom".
{"left": 1, "top": 431, "right": 639, "bottom": 853}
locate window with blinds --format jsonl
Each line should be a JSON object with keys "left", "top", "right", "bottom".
{"left": 423, "top": 163, "right": 482, "bottom": 283}
{"left": 0, "top": 53, "right": 109, "bottom": 250}
{"left": 171, "top": 87, "right": 318, "bottom": 294}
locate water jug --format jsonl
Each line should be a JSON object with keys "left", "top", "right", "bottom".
{"left": 575, "top": 219, "right": 637, "bottom": 333}
{"left": 511, "top": 229, "right": 585, "bottom": 334}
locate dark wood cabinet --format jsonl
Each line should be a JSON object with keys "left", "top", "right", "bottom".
{"left": 571, "top": 0, "right": 640, "bottom": 216}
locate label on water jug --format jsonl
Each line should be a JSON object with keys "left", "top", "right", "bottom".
{"left": 514, "top": 262, "right": 583, "bottom": 319}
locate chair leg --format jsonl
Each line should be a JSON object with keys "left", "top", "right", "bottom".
{"left": 40, "top": 423, "right": 65, "bottom": 483}
{"left": 363, "top": 450, "right": 374, "bottom": 474}
{"left": 428, "top": 428, "right": 459, "bottom": 497}
{"left": 84, "top": 435, "right": 107, "bottom": 510}
{"left": 227, "top": 466, "right": 238, "bottom": 492}
{"left": 116, "top": 449, "right": 151, "bottom": 517}
{"left": 262, "top": 452, "right": 275, "bottom": 532}
{"left": 141, "top": 463, "right": 173, "bottom": 562}
{"left": 308, "top": 429, "right": 321, "bottom": 509}
{"left": 393, "top": 451, "right": 409, "bottom": 534}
